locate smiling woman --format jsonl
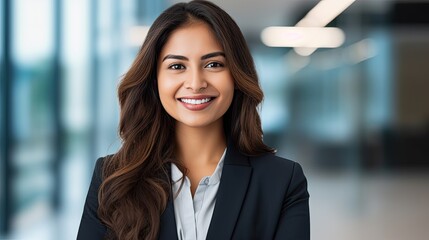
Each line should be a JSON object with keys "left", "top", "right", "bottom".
{"left": 157, "top": 21, "right": 234, "bottom": 129}
{"left": 77, "top": 1, "right": 309, "bottom": 240}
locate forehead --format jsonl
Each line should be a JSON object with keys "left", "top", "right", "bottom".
{"left": 160, "top": 21, "right": 224, "bottom": 57}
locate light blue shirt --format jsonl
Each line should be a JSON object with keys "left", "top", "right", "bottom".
{"left": 171, "top": 148, "right": 226, "bottom": 240}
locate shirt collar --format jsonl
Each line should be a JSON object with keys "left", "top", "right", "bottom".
{"left": 171, "top": 148, "right": 227, "bottom": 185}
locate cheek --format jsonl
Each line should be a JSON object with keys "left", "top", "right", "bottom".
{"left": 157, "top": 77, "right": 189, "bottom": 124}
{"left": 158, "top": 72, "right": 184, "bottom": 94}
{"left": 225, "top": 87, "right": 235, "bottom": 109}
{"left": 157, "top": 75, "right": 177, "bottom": 110}
{"left": 221, "top": 76, "right": 235, "bottom": 102}
{"left": 214, "top": 77, "right": 235, "bottom": 114}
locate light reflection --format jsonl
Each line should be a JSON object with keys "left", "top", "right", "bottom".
{"left": 310, "top": 38, "right": 377, "bottom": 70}
{"left": 13, "top": 0, "right": 54, "bottom": 65}
{"left": 284, "top": 51, "right": 310, "bottom": 74}
{"left": 126, "top": 26, "right": 151, "bottom": 47}
{"left": 345, "top": 38, "right": 377, "bottom": 64}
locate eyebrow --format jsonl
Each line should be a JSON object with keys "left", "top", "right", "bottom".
{"left": 162, "top": 51, "right": 225, "bottom": 62}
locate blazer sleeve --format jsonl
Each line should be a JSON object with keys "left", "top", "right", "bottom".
{"left": 77, "top": 157, "right": 108, "bottom": 240}
{"left": 274, "top": 162, "right": 310, "bottom": 240}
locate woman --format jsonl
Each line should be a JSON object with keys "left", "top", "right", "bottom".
{"left": 77, "top": 1, "right": 309, "bottom": 239}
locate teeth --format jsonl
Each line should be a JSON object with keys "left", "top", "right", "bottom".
{"left": 180, "top": 98, "right": 212, "bottom": 105}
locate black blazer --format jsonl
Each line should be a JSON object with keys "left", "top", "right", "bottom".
{"left": 77, "top": 144, "right": 310, "bottom": 239}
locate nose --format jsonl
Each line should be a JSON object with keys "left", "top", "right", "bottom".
{"left": 184, "top": 68, "right": 208, "bottom": 92}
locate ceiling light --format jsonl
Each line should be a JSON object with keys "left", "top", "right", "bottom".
{"left": 293, "top": 0, "right": 356, "bottom": 55}
{"left": 296, "top": 0, "right": 356, "bottom": 27}
{"left": 261, "top": 26, "right": 345, "bottom": 48}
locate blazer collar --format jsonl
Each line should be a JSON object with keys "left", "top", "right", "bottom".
{"left": 158, "top": 141, "right": 252, "bottom": 240}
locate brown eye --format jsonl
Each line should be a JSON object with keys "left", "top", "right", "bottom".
{"left": 205, "top": 62, "right": 224, "bottom": 68}
{"left": 168, "top": 64, "right": 185, "bottom": 70}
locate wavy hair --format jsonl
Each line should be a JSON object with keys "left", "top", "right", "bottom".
{"left": 98, "top": 1, "right": 274, "bottom": 239}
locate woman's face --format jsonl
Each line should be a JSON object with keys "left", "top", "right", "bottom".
{"left": 157, "top": 21, "right": 234, "bottom": 129}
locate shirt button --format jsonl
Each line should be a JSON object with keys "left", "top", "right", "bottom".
{"left": 204, "top": 178, "right": 209, "bottom": 185}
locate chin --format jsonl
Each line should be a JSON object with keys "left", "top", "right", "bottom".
{"left": 176, "top": 116, "right": 223, "bottom": 129}
{"left": 179, "top": 121, "right": 215, "bottom": 128}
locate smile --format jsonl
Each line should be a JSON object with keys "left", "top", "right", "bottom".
{"left": 178, "top": 96, "right": 216, "bottom": 111}
{"left": 180, "top": 97, "right": 213, "bottom": 105}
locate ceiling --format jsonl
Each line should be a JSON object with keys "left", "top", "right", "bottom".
{"left": 168, "top": 0, "right": 396, "bottom": 37}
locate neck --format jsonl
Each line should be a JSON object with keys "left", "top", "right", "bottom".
{"left": 175, "top": 119, "right": 226, "bottom": 168}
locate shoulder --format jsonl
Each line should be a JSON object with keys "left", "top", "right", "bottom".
{"left": 249, "top": 152, "right": 298, "bottom": 173}
{"left": 77, "top": 156, "right": 111, "bottom": 238}
{"left": 94, "top": 156, "right": 107, "bottom": 174}
{"left": 81, "top": 155, "right": 113, "bottom": 218}
{"left": 90, "top": 155, "right": 113, "bottom": 187}
{"left": 94, "top": 156, "right": 105, "bottom": 173}
{"left": 247, "top": 152, "right": 306, "bottom": 185}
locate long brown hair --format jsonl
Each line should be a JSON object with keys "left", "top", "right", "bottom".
{"left": 98, "top": 1, "right": 274, "bottom": 239}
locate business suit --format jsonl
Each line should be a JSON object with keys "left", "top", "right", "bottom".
{"left": 77, "top": 142, "right": 310, "bottom": 239}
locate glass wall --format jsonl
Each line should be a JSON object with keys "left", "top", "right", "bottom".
{"left": 1, "top": 0, "right": 167, "bottom": 239}
{"left": 11, "top": 0, "right": 56, "bottom": 235}
{"left": 0, "top": 0, "right": 5, "bottom": 234}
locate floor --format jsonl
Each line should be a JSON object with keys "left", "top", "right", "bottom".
{"left": 308, "top": 169, "right": 429, "bottom": 240}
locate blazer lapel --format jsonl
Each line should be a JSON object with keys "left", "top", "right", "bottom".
{"left": 206, "top": 143, "right": 252, "bottom": 240}
{"left": 158, "top": 164, "right": 179, "bottom": 240}
{"left": 158, "top": 193, "right": 179, "bottom": 240}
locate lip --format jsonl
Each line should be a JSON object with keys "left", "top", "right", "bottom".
{"left": 177, "top": 95, "right": 216, "bottom": 99}
{"left": 177, "top": 95, "right": 217, "bottom": 111}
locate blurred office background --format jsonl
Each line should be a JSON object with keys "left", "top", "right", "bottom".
{"left": 0, "top": 0, "right": 428, "bottom": 239}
